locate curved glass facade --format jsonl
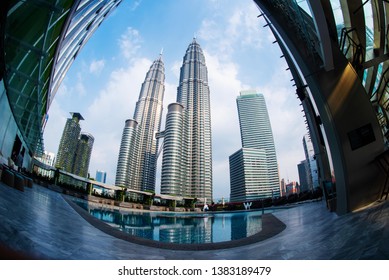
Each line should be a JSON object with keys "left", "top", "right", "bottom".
{"left": 0, "top": 0, "right": 121, "bottom": 163}
{"left": 306, "top": 0, "right": 389, "bottom": 140}
{"left": 254, "top": 0, "right": 389, "bottom": 213}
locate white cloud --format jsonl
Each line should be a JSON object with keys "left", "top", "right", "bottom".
{"left": 204, "top": 51, "right": 244, "bottom": 198}
{"left": 198, "top": 3, "right": 267, "bottom": 61}
{"left": 118, "top": 27, "right": 142, "bottom": 60}
{"left": 130, "top": 0, "right": 142, "bottom": 11}
{"left": 170, "top": 60, "right": 181, "bottom": 81}
{"left": 75, "top": 72, "right": 87, "bottom": 96}
{"left": 43, "top": 99, "right": 69, "bottom": 156}
{"left": 89, "top": 59, "right": 105, "bottom": 75}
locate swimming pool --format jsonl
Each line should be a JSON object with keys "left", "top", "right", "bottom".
{"left": 74, "top": 200, "right": 273, "bottom": 244}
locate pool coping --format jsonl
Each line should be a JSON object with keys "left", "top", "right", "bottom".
{"left": 64, "top": 195, "right": 287, "bottom": 251}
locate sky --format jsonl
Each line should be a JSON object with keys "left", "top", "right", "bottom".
{"left": 43, "top": 0, "right": 308, "bottom": 200}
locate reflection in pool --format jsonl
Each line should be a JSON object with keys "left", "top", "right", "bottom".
{"left": 75, "top": 201, "right": 270, "bottom": 244}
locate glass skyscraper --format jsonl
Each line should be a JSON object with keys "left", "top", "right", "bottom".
{"left": 161, "top": 39, "right": 213, "bottom": 203}
{"left": 95, "top": 170, "right": 107, "bottom": 183}
{"left": 115, "top": 55, "right": 165, "bottom": 192}
{"left": 230, "top": 90, "right": 280, "bottom": 202}
{"left": 302, "top": 133, "right": 319, "bottom": 191}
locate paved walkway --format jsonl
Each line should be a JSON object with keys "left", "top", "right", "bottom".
{"left": 0, "top": 182, "right": 388, "bottom": 259}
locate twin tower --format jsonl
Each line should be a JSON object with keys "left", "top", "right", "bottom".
{"left": 115, "top": 39, "right": 212, "bottom": 203}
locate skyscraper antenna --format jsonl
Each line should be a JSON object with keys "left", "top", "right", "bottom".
{"left": 160, "top": 48, "right": 163, "bottom": 56}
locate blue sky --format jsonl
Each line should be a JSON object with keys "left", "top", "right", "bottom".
{"left": 43, "top": 0, "right": 307, "bottom": 200}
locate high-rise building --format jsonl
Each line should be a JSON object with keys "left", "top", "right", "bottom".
{"left": 230, "top": 90, "right": 280, "bottom": 202}
{"left": 115, "top": 55, "right": 165, "bottom": 192}
{"left": 298, "top": 160, "right": 309, "bottom": 193}
{"left": 229, "top": 148, "right": 268, "bottom": 202}
{"left": 302, "top": 134, "right": 319, "bottom": 191}
{"left": 55, "top": 113, "right": 84, "bottom": 172}
{"left": 160, "top": 103, "right": 184, "bottom": 196}
{"left": 115, "top": 119, "right": 138, "bottom": 187}
{"left": 285, "top": 181, "right": 299, "bottom": 196}
{"left": 160, "top": 39, "right": 213, "bottom": 203}
{"left": 55, "top": 112, "right": 94, "bottom": 178}
{"left": 96, "top": 170, "right": 107, "bottom": 184}
{"left": 73, "top": 132, "right": 94, "bottom": 178}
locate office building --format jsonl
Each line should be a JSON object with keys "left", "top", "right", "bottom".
{"left": 229, "top": 148, "right": 268, "bottom": 202}
{"left": 285, "top": 181, "right": 299, "bottom": 196}
{"left": 0, "top": 0, "right": 122, "bottom": 169}
{"left": 115, "top": 55, "right": 165, "bottom": 192}
{"left": 160, "top": 39, "right": 212, "bottom": 203}
{"left": 230, "top": 90, "right": 280, "bottom": 202}
{"left": 96, "top": 170, "right": 107, "bottom": 183}
{"left": 298, "top": 160, "right": 309, "bottom": 193}
{"left": 302, "top": 134, "right": 319, "bottom": 191}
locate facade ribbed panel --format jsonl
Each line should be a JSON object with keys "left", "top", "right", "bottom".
{"left": 115, "top": 119, "right": 138, "bottom": 187}
{"left": 115, "top": 56, "right": 165, "bottom": 192}
{"left": 160, "top": 103, "right": 184, "bottom": 195}
{"left": 161, "top": 39, "right": 212, "bottom": 203}
{"left": 49, "top": 0, "right": 123, "bottom": 109}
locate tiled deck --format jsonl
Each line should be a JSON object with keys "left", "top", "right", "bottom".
{"left": 0, "top": 181, "right": 388, "bottom": 259}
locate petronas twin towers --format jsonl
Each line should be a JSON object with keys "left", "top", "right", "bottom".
{"left": 115, "top": 39, "right": 212, "bottom": 202}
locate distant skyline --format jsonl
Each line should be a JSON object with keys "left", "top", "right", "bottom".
{"left": 43, "top": 0, "right": 307, "bottom": 199}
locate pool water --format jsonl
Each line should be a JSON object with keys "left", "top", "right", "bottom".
{"left": 75, "top": 201, "right": 270, "bottom": 244}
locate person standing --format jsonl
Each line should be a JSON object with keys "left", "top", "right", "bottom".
{"left": 15, "top": 151, "right": 23, "bottom": 172}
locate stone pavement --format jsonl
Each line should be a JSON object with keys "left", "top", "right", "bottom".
{"left": 0, "top": 182, "right": 388, "bottom": 259}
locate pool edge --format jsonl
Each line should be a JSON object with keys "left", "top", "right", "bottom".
{"left": 63, "top": 195, "right": 286, "bottom": 251}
